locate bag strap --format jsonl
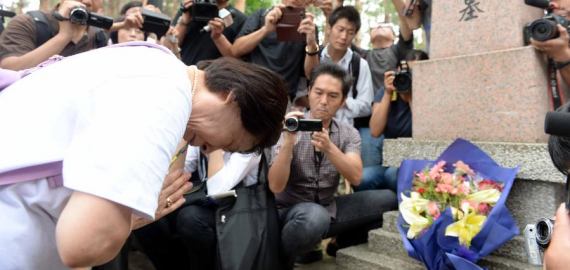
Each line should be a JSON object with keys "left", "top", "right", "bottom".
{"left": 27, "top": 10, "right": 55, "bottom": 48}
{"left": 350, "top": 52, "right": 360, "bottom": 99}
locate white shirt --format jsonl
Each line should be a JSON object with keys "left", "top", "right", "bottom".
{"left": 0, "top": 44, "right": 191, "bottom": 270}
{"left": 321, "top": 46, "right": 374, "bottom": 125}
{"left": 184, "top": 147, "right": 260, "bottom": 196}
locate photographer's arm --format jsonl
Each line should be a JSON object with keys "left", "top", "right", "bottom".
{"left": 232, "top": 7, "right": 282, "bottom": 57}
{"left": 369, "top": 72, "right": 395, "bottom": 137}
{"left": 209, "top": 18, "right": 235, "bottom": 57}
{"left": 531, "top": 25, "right": 570, "bottom": 87}
{"left": 109, "top": 10, "right": 143, "bottom": 32}
{"left": 268, "top": 136, "right": 295, "bottom": 194}
{"left": 393, "top": 0, "right": 422, "bottom": 30}
{"left": 300, "top": 13, "right": 319, "bottom": 79}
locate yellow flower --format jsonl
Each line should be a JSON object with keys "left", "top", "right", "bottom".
{"left": 445, "top": 203, "right": 486, "bottom": 247}
{"left": 400, "top": 192, "right": 431, "bottom": 239}
{"left": 466, "top": 189, "right": 501, "bottom": 204}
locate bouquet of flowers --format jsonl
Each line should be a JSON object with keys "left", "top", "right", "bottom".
{"left": 397, "top": 139, "right": 519, "bottom": 270}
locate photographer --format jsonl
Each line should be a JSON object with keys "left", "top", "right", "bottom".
{"left": 0, "top": 0, "right": 107, "bottom": 70}
{"left": 530, "top": 0, "right": 570, "bottom": 92}
{"left": 232, "top": 0, "right": 329, "bottom": 99}
{"left": 268, "top": 63, "right": 396, "bottom": 267}
{"left": 175, "top": 0, "right": 247, "bottom": 65}
{"left": 362, "top": 50, "right": 428, "bottom": 192}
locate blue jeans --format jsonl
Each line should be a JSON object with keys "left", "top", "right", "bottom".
{"left": 355, "top": 165, "right": 398, "bottom": 192}
{"left": 358, "top": 128, "right": 384, "bottom": 167}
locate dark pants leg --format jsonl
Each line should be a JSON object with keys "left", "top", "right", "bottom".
{"left": 327, "top": 190, "right": 397, "bottom": 247}
{"left": 279, "top": 202, "right": 330, "bottom": 268}
{"left": 176, "top": 204, "right": 217, "bottom": 270}
{"left": 133, "top": 212, "right": 189, "bottom": 270}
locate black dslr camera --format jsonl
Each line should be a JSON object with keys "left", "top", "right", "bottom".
{"left": 284, "top": 117, "right": 322, "bottom": 132}
{"left": 524, "top": 0, "right": 570, "bottom": 43}
{"left": 180, "top": 0, "right": 218, "bottom": 23}
{"left": 67, "top": 6, "right": 113, "bottom": 30}
{"left": 393, "top": 61, "right": 412, "bottom": 93}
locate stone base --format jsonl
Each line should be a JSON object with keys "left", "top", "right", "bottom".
{"left": 412, "top": 47, "right": 549, "bottom": 143}
{"left": 430, "top": 0, "right": 542, "bottom": 59}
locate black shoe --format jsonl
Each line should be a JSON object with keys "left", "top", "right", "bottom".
{"left": 295, "top": 249, "right": 323, "bottom": 265}
{"left": 325, "top": 241, "right": 339, "bottom": 257}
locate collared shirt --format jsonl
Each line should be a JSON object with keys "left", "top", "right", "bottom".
{"left": 270, "top": 115, "right": 361, "bottom": 218}
{"left": 320, "top": 46, "right": 374, "bottom": 125}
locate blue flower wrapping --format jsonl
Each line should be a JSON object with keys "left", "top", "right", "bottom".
{"left": 396, "top": 138, "right": 520, "bottom": 270}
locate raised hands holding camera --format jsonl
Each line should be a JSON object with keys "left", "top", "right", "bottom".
{"left": 56, "top": 0, "right": 89, "bottom": 43}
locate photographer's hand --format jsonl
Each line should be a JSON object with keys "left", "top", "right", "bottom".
{"left": 209, "top": 18, "right": 225, "bottom": 40}
{"left": 544, "top": 203, "right": 570, "bottom": 270}
{"left": 110, "top": 7, "right": 144, "bottom": 32}
{"left": 283, "top": 111, "right": 304, "bottom": 146}
{"left": 315, "top": 0, "right": 333, "bottom": 18}
{"left": 531, "top": 25, "right": 570, "bottom": 62}
{"left": 299, "top": 13, "right": 317, "bottom": 46}
{"left": 56, "top": 0, "right": 88, "bottom": 43}
{"left": 384, "top": 71, "right": 397, "bottom": 100}
{"left": 311, "top": 128, "right": 332, "bottom": 153}
{"left": 262, "top": 5, "right": 284, "bottom": 34}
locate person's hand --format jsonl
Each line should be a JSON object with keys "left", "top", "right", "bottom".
{"left": 531, "top": 25, "right": 570, "bottom": 62}
{"left": 314, "top": 0, "right": 333, "bottom": 18}
{"left": 179, "top": 0, "right": 193, "bottom": 25}
{"left": 263, "top": 5, "right": 284, "bottom": 33}
{"left": 544, "top": 203, "right": 570, "bottom": 269}
{"left": 122, "top": 7, "right": 144, "bottom": 29}
{"left": 311, "top": 128, "right": 332, "bottom": 153}
{"left": 131, "top": 169, "right": 192, "bottom": 230}
{"left": 384, "top": 71, "right": 397, "bottom": 99}
{"left": 209, "top": 17, "right": 225, "bottom": 40}
{"left": 299, "top": 13, "right": 317, "bottom": 46}
{"left": 56, "top": 0, "right": 88, "bottom": 42}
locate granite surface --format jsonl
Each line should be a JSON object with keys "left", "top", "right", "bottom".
{"left": 383, "top": 138, "right": 563, "bottom": 183}
{"left": 412, "top": 47, "right": 550, "bottom": 143}
{"left": 430, "top": 0, "right": 543, "bottom": 59}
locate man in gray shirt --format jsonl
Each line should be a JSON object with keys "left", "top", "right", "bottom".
{"left": 268, "top": 64, "right": 396, "bottom": 268}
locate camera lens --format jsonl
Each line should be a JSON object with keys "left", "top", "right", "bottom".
{"left": 284, "top": 117, "right": 299, "bottom": 132}
{"left": 529, "top": 19, "right": 559, "bottom": 41}
{"left": 535, "top": 218, "right": 554, "bottom": 248}
{"left": 69, "top": 6, "right": 88, "bottom": 25}
{"left": 393, "top": 72, "right": 412, "bottom": 93}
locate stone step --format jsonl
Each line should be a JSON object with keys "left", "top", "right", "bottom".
{"left": 339, "top": 243, "right": 541, "bottom": 270}
{"left": 336, "top": 244, "right": 424, "bottom": 270}
{"left": 382, "top": 211, "right": 400, "bottom": 234}
{"left": 368, "top": 228, "right": 539, "bottom": 270}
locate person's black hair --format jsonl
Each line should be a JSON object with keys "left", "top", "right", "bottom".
{"left": 549, "top": 102, "right": 570, "bottom": 175}
{"left": 405, "top": 50, "right": 429, "bottom": 61}
{"left": 120, "top": 1, "right": 143, "bottom": 15}
{"left": 308, "top": 63, "right": 352, "bottom": 99}
{"left": 328, "top": 5, "right": 361, "bottom": 32}
{"left": 197, "top": 57, "right": 288, "bottom": 153}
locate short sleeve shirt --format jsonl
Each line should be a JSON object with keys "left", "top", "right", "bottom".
{"left": 237, "top": 8, "right": 307, "bottom": 97}
{"left": 0, "top": 45, "right": 191, "bottom": 219}
{"left": 366, "top": 34, "right": 413, "bottom": 92}
{"left": 373, "top": 87, "right": 412, "bottom": 138}
{"left": 270, "top": 117, "right": 361, "bottom": 218}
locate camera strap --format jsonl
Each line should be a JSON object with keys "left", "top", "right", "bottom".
{"left": 547, "top": 58, "right": 564, "bottom": 110}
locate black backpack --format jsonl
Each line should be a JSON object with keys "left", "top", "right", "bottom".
{"left": 26, "top": 10, "right": 107, "bottom": 49}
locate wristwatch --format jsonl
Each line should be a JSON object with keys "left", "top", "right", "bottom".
{"left": 305, "top": 45, "right": 320, "bottom": 56}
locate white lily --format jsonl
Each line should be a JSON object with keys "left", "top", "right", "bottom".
{"left": 399, "top": 192, "right": 432, "bottom": 239}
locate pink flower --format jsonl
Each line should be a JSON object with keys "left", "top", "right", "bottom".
{"left": 441, "top": 173, "right": 453, "bottom": 185}
{"left": 436, "top": 183, "right": 453, "bottom": 194}
{"left": 478, "top": 179, "right": 503, "bottom": 192}
{"left": 454, "top": 160, "right": 475, "bottom": 176}
{"left": 477, "top": 203, "right": 491, "bottom": 215}
{"left": 417, "top": 172, "right": 428, "bottom": 183}
{"left": 427, "top": 201, "right": 441, "bottom": 219}
{"left": 430, "top": 161, "right": 446, "bottom": 180}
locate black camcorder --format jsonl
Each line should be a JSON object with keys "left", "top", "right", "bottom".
{"left": 524, "top": 0, "right": 570, "bottom": 43}
{"left": 284, "top": 117, "right": 322, "bottom": 132}
{"left": 141, "top": 9, "right": 171, "bottom": 38}
{"left": 180, "top": 0, "right": 218, "bottom": 23}
{"left": 393, "top": 61, "right": 412, "bottom": 93}
{"left": 67, "top": 6, "right": 113, "bottom": 30}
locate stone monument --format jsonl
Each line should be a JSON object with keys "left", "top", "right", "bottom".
{"left": 337, "top": 1, "right": 562, "bottom": 269}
